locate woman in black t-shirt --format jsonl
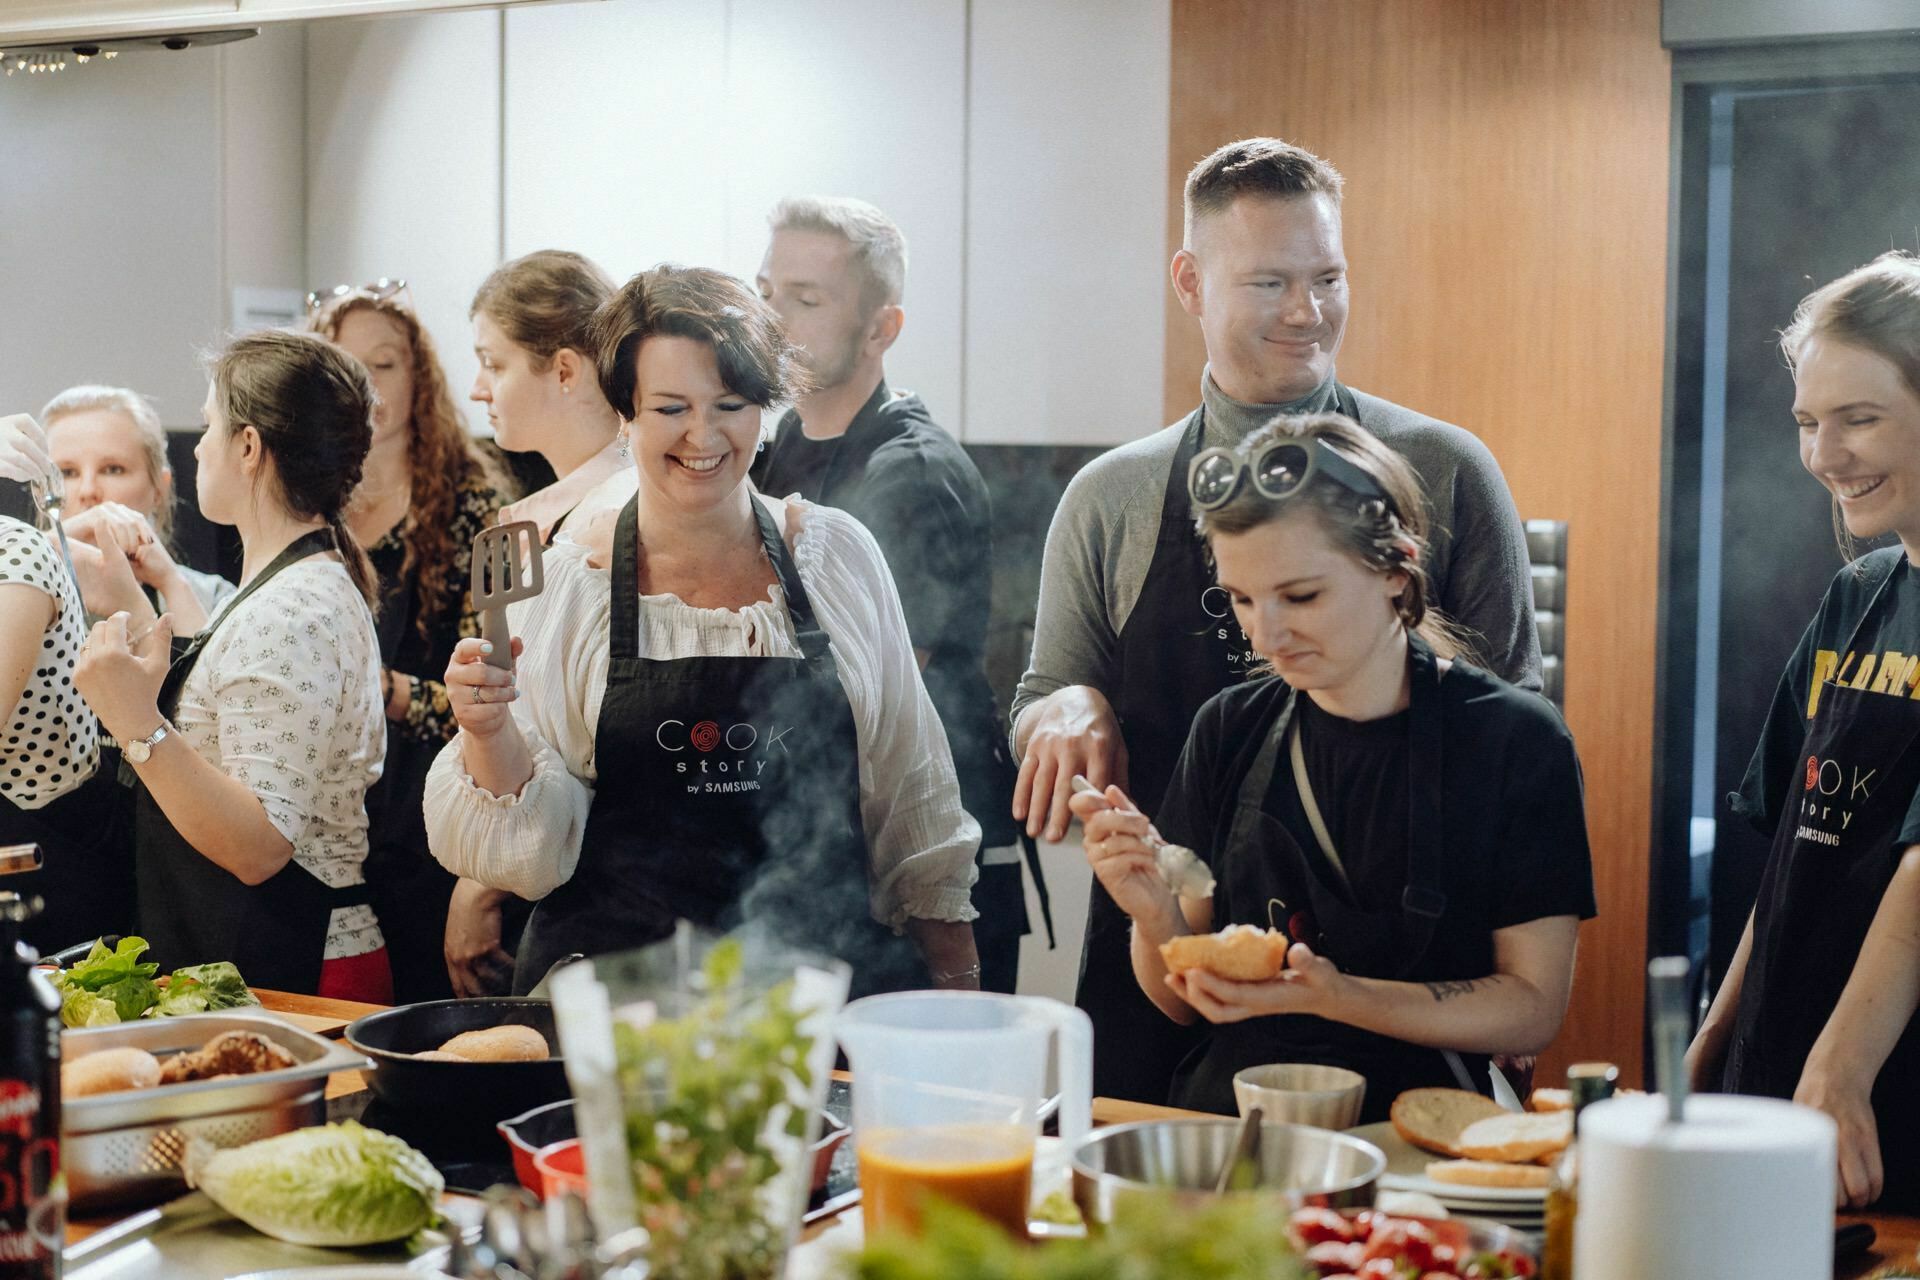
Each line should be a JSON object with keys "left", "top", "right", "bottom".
{"left": 1688, "top": 252, "right": 1920, "bottom": 1211}
{"left": 1071, "top": 413, "right": 1594, "bottom": 1119}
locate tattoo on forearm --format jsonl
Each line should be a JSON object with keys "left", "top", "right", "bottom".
{"left": 1426, "top": 976, "right": 1501, "bottom": 1003}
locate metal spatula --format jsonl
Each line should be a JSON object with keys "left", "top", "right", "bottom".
{"left": 471, "top": 520, "right": 544, "bottom": 671}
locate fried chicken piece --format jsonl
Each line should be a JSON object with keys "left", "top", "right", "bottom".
{"left": 159, "top": 1030, "right": 298, "bottom": 1084}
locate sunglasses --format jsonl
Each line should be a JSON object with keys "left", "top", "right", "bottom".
{"left": 305, "top": 276, "right": 409, "bottom": 316}
{"left": 1188, "top": 436, "right": 1385, "bottom": 512}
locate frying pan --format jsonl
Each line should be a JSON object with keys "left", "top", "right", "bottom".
{"left": 345, "top": 998, "right": 569, "bottom": 1124}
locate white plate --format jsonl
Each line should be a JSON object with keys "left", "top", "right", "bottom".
{"left": 1346, "top": 1122, "right": 1548, "bottom": 1204}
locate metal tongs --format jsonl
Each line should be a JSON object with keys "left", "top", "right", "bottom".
{"left": 28, "top": 467, "right": 80, "bottom": 592}
{"left": 1071, "top": 774, "right": 1216, "bottom": 898}
{"left": 440, "top": 1185, "right": 649, "bottom": 1280}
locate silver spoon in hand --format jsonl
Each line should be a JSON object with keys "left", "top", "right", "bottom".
{"left": 1071, "top": 774, "right": 1216, "bottom": 899}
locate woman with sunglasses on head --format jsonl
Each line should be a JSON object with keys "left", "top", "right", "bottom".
{"left": 1070, "top": 414, "right": 1594, "bottom": 1119}
{"left": 71, "top": 332, "right": 390, "bottom": 999}
{"left": 424, "top": 265, "right": 981, "bottom": 997}
{"left": 309, "top": 281, "right": 515, "bottom": 1004}
{"left": 471, "top": 250, "right": 635, "bottom": 546}
{"left": 1688, "top": 253, "right": 1920, "bottom": 1211}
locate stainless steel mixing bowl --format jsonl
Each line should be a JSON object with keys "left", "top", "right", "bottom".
{"left": 1070, "top": 1118, "right": 1385, "bottom": 1227}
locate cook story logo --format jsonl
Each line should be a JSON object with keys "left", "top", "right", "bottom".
{"left": 656, "top": 717, "right": 795, "bottom": 796}
{"left": 1198, "top": 585, "right": 1263, "bottom": 676}
{"left": 1797, "top": 750, "right": 1876, "bottom": 848}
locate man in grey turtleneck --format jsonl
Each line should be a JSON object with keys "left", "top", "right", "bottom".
{"left": 1010, "top": 136, "right": 1541, "bottom": 1102}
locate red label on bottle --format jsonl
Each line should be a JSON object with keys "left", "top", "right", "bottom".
{"left": 0, "top": 1077, "right": 59, "bottom": 1273}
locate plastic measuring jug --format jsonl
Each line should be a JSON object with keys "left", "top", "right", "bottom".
{"left": 835, "top": 990, "right": 1092, "bottom": 1236}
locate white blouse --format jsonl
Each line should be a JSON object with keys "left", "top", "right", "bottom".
{"left": 423, "top": 497, "right": 980, "bottom": 929}
{"left": 0, "top": 517, "right": 98, "bottom": 810}
{"left": 173, "top": 559, "right": 387, "bottom": 960}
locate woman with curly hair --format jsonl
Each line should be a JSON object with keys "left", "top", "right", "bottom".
{"left": 310, "top": 281, "right": 514, "bottom": 1003}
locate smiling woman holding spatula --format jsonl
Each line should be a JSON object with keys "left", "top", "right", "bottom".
{"left": 423, "top": 265, "right": 983, "bottom": 999}
{"left": 72, "top": 329, "right": 394, "bottom": 1002}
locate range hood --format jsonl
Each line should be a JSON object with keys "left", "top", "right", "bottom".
{"left": 0, "top": 0, "right": 586, "bottom": 47}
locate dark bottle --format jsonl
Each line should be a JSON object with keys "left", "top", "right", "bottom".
{"left": 1541, "top": 1061, "right": 1619, "bottom": 1280}
{"left": 0, "top": 894, "right": 60, "bottom": 1279}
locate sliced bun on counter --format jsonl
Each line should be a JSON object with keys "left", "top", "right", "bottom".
{"left": 64, "top": 1046, "right": 163, "bottom": 1098}
{"left": 436, "top": 1025, "right": 551, "bottom": 1062}
{"left": 1528, "top": 1087, "right": 1572, "bottom": 1113}
{"left": 1390, "top": 1087, "right": 1508, "bottom": 1158}
{"left": 1159, "top": 925, "right": 1291, "bottom": 981}
{"left": 1456, "top": 1110, "right": 1572, "bottom": 1164}
{"left": 1425, "top": 1159, "right": 1553, "bottom": 1189}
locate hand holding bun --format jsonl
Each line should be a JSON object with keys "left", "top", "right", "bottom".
{"left": 1159, "top": 924, "right": 1291, "bottom": 982}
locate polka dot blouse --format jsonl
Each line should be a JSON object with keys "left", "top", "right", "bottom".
{"left": 0, "top": 517, "right": 99, "bottom": 810}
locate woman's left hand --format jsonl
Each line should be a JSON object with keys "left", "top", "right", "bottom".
{"left": 74, "top": 612, "right": 172, "bottom": 744}
{"left": 1168, "top": 941, "right": 1352, "bottom": 1024}
{"left": 1794, "top": 1055, "right": 1884, "bottom": 1208}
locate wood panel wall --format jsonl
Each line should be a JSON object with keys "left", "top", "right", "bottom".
{"left": 1167, "top": 0, "right": 1672, "bottom": 1086}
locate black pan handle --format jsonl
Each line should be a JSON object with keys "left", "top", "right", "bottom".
{"left": 1835, "top": 1220, "right": 1876, "bottom": 1263}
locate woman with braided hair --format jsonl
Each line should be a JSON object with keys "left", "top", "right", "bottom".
{"left": 1070, "top": 412, "right": 1594, "bottom": 1118}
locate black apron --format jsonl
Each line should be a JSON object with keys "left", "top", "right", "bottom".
{"left": 1083, "top": 385, "right": 1361, "bottom": 1101}
{"left": 1, "top": 763, "right": 132, "bottom": 956}
{"left": 514, "top": 495, "right": 926, "bottom": 998}
{"left": 1725, "top": 566, "right": 1920, "bottom": 1209}
{"left": 131, "top": 529, "right": 373, "bottom": 992}
{"left": 1169, "top": 637, "right": 1473, "bottom": 1119}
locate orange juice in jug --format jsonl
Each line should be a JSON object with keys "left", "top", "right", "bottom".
{"left": 858, "top": 1122, "right": 1034, "bottom": 1237}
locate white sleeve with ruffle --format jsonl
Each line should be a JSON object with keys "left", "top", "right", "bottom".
{"left": 423, "top": 544, "right": 609, "bottom": 900}
{"left": 794, "top": 505, "right": 981, "bottom": 929}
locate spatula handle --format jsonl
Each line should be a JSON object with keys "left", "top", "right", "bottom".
{"left": 481, "top": 605, "right": 513, "bottom": 670}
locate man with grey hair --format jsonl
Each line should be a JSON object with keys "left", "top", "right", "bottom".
{"left": 1012, "top": 137, "right": 1542, "bottom": 1102}
{"left": 754, "top": 196, "right": 1049, "bottom": 994}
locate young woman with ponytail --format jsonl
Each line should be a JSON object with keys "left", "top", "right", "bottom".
{"left": 1069, "top": 413, "right": 1594, "bottom": 1118}
{"left": 74, "top": 330, "right": 392, "bottom": 1001}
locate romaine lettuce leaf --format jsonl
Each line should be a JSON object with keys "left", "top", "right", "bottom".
{"left": 152, "top": 963, "right": 258, "bottom": 1017}
{"left": 186, "top": 1122, "right": 444, "bottom": 1247}
{"left": 58, "top": 987, "right": 122, "bottom": 1028}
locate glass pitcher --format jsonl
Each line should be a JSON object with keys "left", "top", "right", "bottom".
{"left": 835, "top": 991, "right": 1092, "bottom": 1237}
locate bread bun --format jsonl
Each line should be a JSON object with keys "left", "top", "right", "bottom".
{"left": 1425, "top": 1159, "right": 1552, "bottom": 1189}
{"left": 1389, "top": 1087, "right": 1507, "bottom": 1158}
{"left": 436, "top": 1025, "right": 551, "bottom": 1062}
{"left": 1528, "top": 1087, "right": 1572, "bottom": 1113}
{"left": 1159, "top": 925, "right": 1291, "bottom": 981}
{"left": 1456, "top": 1110, "right": 1572, "bottom": 1164}
{"left": 63, "top": 1046, "right": 162, "bottom": 1098}
{"left": 412, "top": 1050, "right": 472, "bottom": 1062}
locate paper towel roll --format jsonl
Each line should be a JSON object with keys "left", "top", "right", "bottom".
{"left": 1573, "top": 1093, "right": 1836, "bottom": 1280}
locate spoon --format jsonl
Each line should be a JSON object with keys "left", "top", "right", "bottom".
{"left": 1070, "top": 774, "right": 1216, "bottom": 898}
{"left": 1214, "top": 1105, "right": 1263, "bottom": 1194}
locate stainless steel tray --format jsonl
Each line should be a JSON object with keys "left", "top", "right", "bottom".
{"left": 65, "top": 1012, "right": 370, "bottom": 1133}
{"left": 62, "top": 1013, "right": 372, "bottom": 1211}
{"left": 63, "top": 1192, "right": 470, "bottom": 1279}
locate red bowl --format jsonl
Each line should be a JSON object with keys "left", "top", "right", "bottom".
{"left": 500, "top": 1101, "right": 850, "bottom": 1200}
{"left": 534, "top": 1139, "right": 588, "bottom": 1201}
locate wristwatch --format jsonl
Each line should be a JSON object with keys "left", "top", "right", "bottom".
{"left": 122, "top": 720, "right": 171, "bottom": 764}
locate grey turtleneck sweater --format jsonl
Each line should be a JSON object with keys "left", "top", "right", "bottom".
{"left": 1012, "top": 370, "right": 1543, "bottom": 732}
